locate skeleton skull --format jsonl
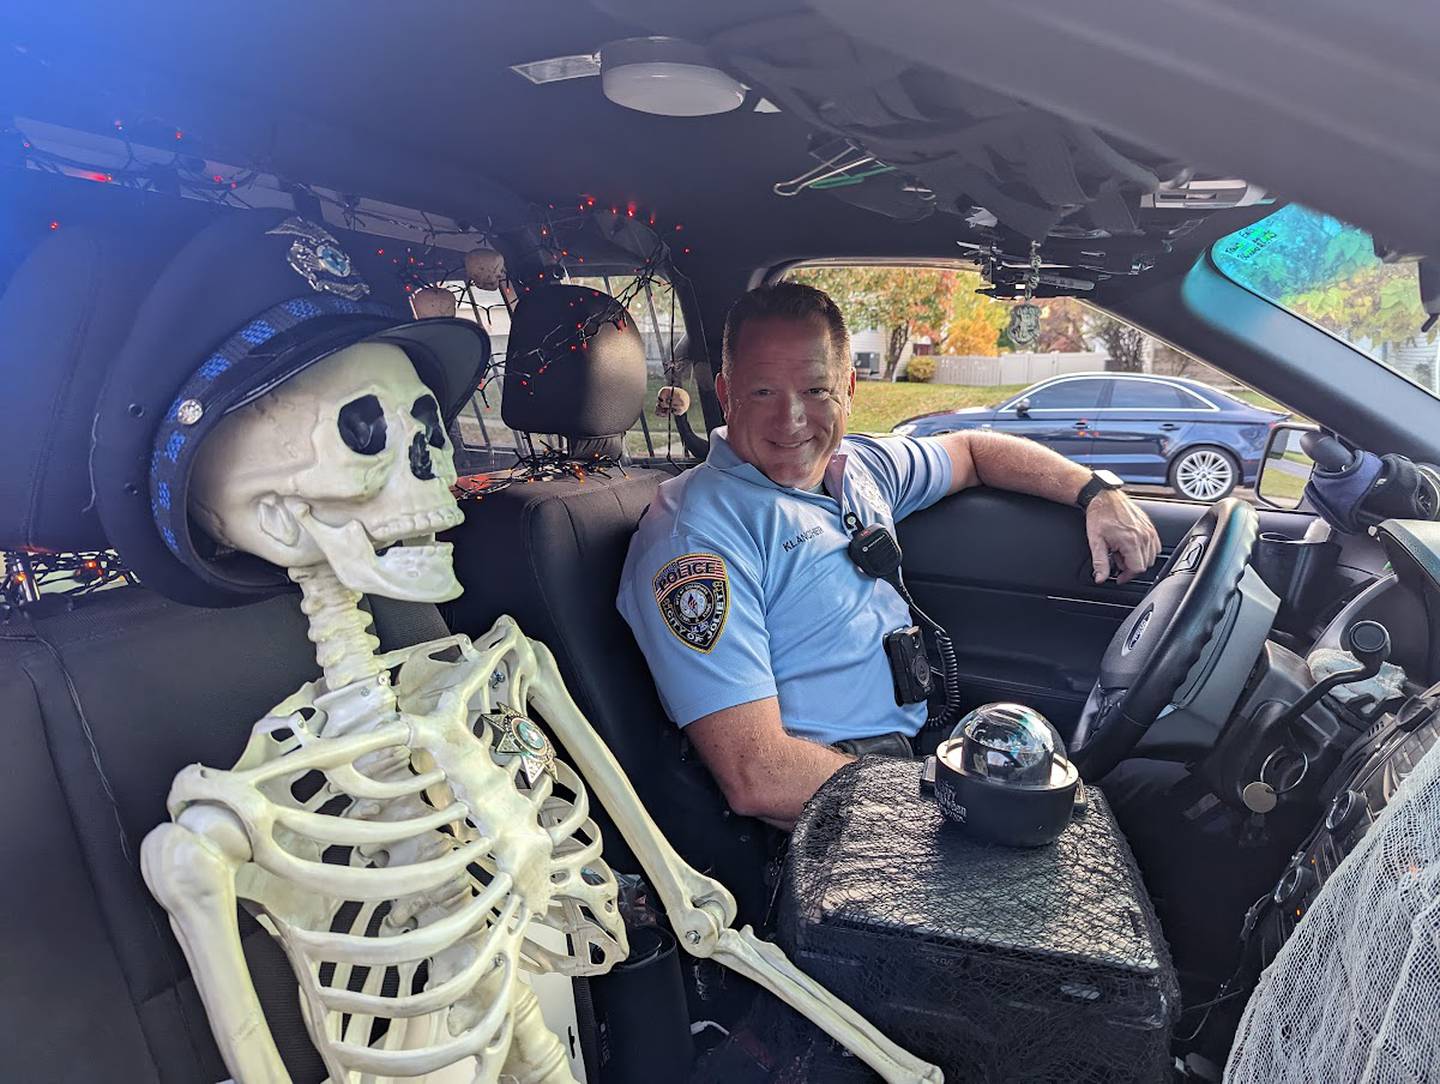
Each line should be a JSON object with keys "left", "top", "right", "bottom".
{"left": 191, "top": 340, "right": 465, "bottom": 602}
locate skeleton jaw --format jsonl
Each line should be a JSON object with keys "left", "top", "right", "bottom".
{"left": 294, "top": 502, "right": 465, "bottom": 602}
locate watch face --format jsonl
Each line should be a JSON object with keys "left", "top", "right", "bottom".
{"left": 1095, "top": 470, "right": 1124, "bottom": 488}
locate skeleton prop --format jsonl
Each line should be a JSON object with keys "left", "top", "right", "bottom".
{"left": 141, "top": 341, "right": 941, "bottom": 1083}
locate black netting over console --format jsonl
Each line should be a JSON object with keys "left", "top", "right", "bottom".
{"left": 776, "top": 757, "right": 1179, "bottom": 1083}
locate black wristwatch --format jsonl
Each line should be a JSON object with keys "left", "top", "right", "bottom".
{"left": 1076, "top": 469, "right": 1125, "bottom": 510}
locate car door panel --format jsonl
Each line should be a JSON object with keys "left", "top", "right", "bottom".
{"left": 895, "top": 487, "right": 1317, "bottom": 738}
{"left": 989, "top": 376, "right": 1110, "bottom": 465}
{"left": 1003, "top": 411, "right": 1094, "bottom": 462}
{"left": 1090, "top": 412, "right": 1178, "bottom": 480}
{"left": 1092, "top": 380, "right": 1193, "bottom": 481}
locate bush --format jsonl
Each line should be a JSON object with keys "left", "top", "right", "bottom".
{"left": 904, "top": 356, "right": 937, "bottom": 383}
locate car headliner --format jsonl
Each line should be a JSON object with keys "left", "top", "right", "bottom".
{"left": 3, "top": 1, "right": 1437, "bottom": 462}
{"left": 4, "top": 1, "right": 1437, "bottom": 265}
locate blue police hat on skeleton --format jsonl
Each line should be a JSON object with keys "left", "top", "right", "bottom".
{"left": 92, "top": 209, "right": 490, "bottom": 607}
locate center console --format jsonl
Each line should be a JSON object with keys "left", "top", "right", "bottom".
{"left": 777, "top": 756, "right": 1177, "bottom": 1083}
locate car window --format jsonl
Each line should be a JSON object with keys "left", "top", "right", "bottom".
{"left": 1024, "top": 378, "right": 1107, "bottom": 409}
{"left": 783, "top": 261, "right": 1295, "bottom": 504}
{"left": 445, "top": 282, "right": 520, "bottom": 472}
{"left": 1109, "top": 381, "right": 1191, "bottom": 409}
{"left": 451, "top": 271, "right": 696, "bottom": 469}
{"left": 570, "top": 272, "right": 697, "bottom": 463}
{"left": 1213, "top": 204, "right": 1439, "bottom": 399}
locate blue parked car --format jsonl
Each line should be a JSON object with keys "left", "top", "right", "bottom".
{"left": 891, "top": 372, "right": 1287, "bottom": 501}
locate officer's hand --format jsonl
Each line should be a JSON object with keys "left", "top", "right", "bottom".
{"left": 1085, "top": 489, "right": 1161, "bottom": 584}
{"left": 655, "top": 385, "right": 690, "bottom": 418}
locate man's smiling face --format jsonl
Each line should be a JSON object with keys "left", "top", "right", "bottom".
{"left": 716, "top": 315, "right": 856, "bottom": 490}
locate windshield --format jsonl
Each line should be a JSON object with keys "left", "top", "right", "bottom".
{"left": 1213, "top": 204, "right": 1439, "bottom": 398}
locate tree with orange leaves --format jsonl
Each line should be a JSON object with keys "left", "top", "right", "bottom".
{"left": 788, "top": 265, "right": 956, "bottom": 380}
{"left": 939, "top": 271, "right": 1009, "bottom": 356}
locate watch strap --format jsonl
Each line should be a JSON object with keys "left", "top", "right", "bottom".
{"left": 1076, "top": 471, "right": 1120, "bottom": 510}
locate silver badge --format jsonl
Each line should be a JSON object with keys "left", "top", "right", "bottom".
{"left": 266, "top": 217, "right": 370, "bottom": 300}
{"left": 1007, "top": 302, "right": 1042, "bottom": 348}
{"left": 487, "top": 704, "right": 556, "bottom": 786}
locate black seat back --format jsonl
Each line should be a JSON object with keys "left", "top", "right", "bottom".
{"left": 0, "top": 218, "right": 450, "bottom": 1082}
{"left": 445, "top": 286, "right": 770, "bottom": 921}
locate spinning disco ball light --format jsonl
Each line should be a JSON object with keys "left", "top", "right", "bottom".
{"left": 928, "top": 703, "right": 1081, "bottom": 846}
{"left": 954, "top": 702, "right": 1064, "bottom": 787}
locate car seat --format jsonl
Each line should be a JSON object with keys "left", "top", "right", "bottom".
{"left": 0, "top": 219, "right": 453, "bottom": 1082}
{"left": 442, "top": 284, "right": 773, "bottom": 924}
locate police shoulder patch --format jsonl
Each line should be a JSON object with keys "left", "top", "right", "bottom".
{"left": 652, "top": 552, "right": 730, "bottom": 653}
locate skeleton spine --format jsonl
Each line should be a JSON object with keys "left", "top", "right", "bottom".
{"left": 291, "top": 562, "right": 385, "bottom": 691}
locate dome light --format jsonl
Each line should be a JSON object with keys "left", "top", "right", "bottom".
{"left": 599, "top": 37, "right": 745, "bottom": 118}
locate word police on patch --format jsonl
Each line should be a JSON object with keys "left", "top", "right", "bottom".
{"left": 653, "top": 553, "right": 730, "bottom": 653}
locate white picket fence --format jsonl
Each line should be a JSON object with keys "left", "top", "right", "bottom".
{"left": 930, "top": 351, "right": 1107, "bottom": 386}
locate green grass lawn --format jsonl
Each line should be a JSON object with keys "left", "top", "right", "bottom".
{"left": 1233, "top": 388, "right": 1293, "bottom": 415}
{"left": 848, "top": 382, "right": 1026, "bottom": 433}
{"left": 626, "top": 376, "right": 1295, "bottom": 448}
{"left": 632, "top": 377, "right": 1022, "bottom": 449}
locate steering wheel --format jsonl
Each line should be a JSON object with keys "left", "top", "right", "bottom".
{"left": 1068, "top": 497, "right": 1259, "bottom": 780}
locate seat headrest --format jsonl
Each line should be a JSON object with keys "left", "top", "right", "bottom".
{"left": 0, "top": 219, "right": 203, "bottom": 551}
{"left": 501, "top": 285, "right": 646, "bottom": 441}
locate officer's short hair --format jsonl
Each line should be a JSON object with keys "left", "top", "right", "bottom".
{"left": 721, "top": 282, "right": 852, "bottom": 380}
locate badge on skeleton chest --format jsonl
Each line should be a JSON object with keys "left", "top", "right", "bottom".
{"left": 652, "top": 552, "right": 729, "bottom": 653}
{"left": 486, "top": 704, "right": 556, "bottom": 786}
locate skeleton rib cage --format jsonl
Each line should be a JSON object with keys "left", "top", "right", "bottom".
{"left": 140, "top": 329, "right": 937, "bottom": 1084}
{"left": 155, "top": 624, "right": 627, "bottom": 1082}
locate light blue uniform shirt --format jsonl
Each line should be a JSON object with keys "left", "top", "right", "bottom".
{"left": 617, "top": 427, "right": 953, "bottom": 746}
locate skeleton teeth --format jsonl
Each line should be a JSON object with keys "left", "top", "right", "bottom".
{"left": 371, "top": 507, "right": 464, "bottom": 547}
{"left": 298, "top": 514, "right": 462, "bottom": 603}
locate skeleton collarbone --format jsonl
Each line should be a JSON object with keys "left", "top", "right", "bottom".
{"left": 162, "top": 623, "right": 625, "bottom": 1077}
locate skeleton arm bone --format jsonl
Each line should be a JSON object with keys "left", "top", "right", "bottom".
{"left": 523, "top": 640, "right": 736, "bottom": 934}
{"left": 710, "top": 927, "right": 943, "bottom": 1084}
{"left": 523, "top": 639, "right": 943, "bottom": 1084}
{"left": 141, "top": 803, "right": 291, "bottom": 1084}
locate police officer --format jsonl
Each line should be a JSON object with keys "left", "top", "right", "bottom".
{"left": 617, "top": 283, "right": 1159, "bottom": 830}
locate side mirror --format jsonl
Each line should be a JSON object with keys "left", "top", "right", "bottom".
{"left": 1014, "top": 397, "right": 1032, "bottom": 417}
{"left": 1256, "top": 422, "right": 1320, "bottom": 509}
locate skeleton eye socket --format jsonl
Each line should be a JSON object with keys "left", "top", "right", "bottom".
{"left": 411, "top": 394, "right": 445, "bottom": 449}
{"left": 338, "top": 394, "right": 388, "bottom": 455}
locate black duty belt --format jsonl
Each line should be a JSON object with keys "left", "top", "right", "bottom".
{"left": 833, "top": 731, "right": 916, "bottom": 759}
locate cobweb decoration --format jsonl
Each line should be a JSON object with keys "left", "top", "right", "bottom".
{"left": 1226, "top": 736, "right": 1440, "bottom": 1083}
{"left": 453, "top": 444, "right": 626, "bottom": 504}
{"left": 776, "top": 757, "right": 1177, "bottom": 1083}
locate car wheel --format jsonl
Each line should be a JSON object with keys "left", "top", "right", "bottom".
{"left": 1169, "top": 446, "right": 1238, "bottom": 501}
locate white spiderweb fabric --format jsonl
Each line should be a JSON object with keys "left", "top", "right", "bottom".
{"left": 1226, "top": 737, "right": 1440, "bottom": 1083}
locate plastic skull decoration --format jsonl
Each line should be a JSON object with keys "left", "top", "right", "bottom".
{"left": 190, "top": 339, "right": 464, "bottom": 601}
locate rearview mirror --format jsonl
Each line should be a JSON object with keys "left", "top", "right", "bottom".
{"left": 1257, "top": 422, "right": 1319, "bottom": 509}
{"left": 1014, "top": 397, "right": 1032, "bottom": 417}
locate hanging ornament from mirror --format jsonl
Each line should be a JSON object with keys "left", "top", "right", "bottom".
{"left": 1007, "top": 240, "right": 1044, "bottom": 348}
{"left": 1007, "top": 303, "right": 1041, "bottom": 347}
{"left": 465, "top": 248, "right": 506, "bottom": 291}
